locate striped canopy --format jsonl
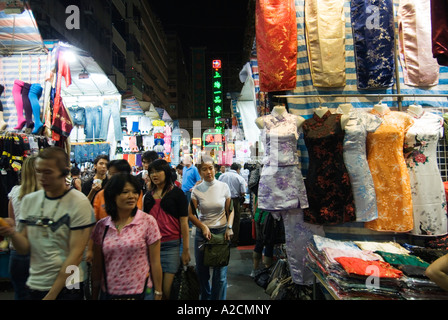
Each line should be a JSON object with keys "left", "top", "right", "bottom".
{"left": 0, "top": 6, "right": 46, "bottom": 55}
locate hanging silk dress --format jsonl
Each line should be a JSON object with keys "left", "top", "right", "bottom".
{"left": 365, "top": 108, "right": 414, "bottom": 232}
{"left": 258, "top": 112, "right": 324, "bottom": 286}
{"left": 336, "top": 106, "right": 382, "bottom": 222}
{"left": 404, "top": 110, "right": 447, "bottom": 236}
{"left": 431, "top": 0, "right": 448, "bottom": 66}
{"left": 257, "top": 112, "right": 308, "bottom": 211}
{"left": 302, "top": 111, "right": 355, "bottom": 225}
{"left": 304, "top": 0, "right": 346, "bottom": 87}
{"left": 397, "top": 0, "right": 439, "bottom": 87}
{"left": 350, "top": 0, "right": 395, "bottom": 89}
{"left": 255, "top": 0, "right": 297, "bottom": 92}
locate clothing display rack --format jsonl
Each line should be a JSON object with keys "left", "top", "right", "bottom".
{"left": 274, "top": 94, "right": 448, "bottom": 111}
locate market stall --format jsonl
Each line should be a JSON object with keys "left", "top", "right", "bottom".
{"left": 246, "top": 0, "right": 448, "bottom": 299}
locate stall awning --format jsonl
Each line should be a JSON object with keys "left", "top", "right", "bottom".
{"left": 0, "top": 6, "right": 46, "bottom": 55}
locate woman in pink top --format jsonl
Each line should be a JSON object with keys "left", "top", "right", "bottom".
{"left": 143, "top": 159, "right": 190, "bottom": 299}
{"left": 91, "top": 173, "right": 163, "bottom": 300}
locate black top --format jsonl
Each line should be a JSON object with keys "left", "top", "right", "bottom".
{"left": 143, "top": 186, "right": 188, "bottom": 219}
{"left": 81, "top": 177, "right": 109, "bottom": 202}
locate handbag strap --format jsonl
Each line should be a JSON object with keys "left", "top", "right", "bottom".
{"left": 190, "top": 200, "right": 198, "bottom": 218}
{"left": 101, "top": 224, "right": 150, "bottom": 296}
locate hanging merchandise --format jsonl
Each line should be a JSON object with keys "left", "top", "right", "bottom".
{"left": 397, "top": 0, "right": 439, "bottom": 87}
{"left": 0, "top": 84, "right": 6, "bottom": 131}
{"left": 336, "top": 103, "right": 382, "bottom": 222}
{"left": 350, "top": 0, "right": 395, "bottom": 89}
{"left": 304, "top": 0, "right": 346, "bottom": 87}
{"left": 302, "top": 107, "right": 355, "bottom": 225}
{"left": 29, "top": 84, "right": 44, "bottom": 135}
{"left": 404, "top": 105, "right": 447, "bottom": 236}
{"left": 365, "top": 104, "right": 414, "bottom": 233}
{"left": 255, "top": 0, "right": 297, "bottom": 92}
{"left": 256, "top": 106, "right": 308, "bottom": 211}
{"left": 430, "top": 0, "right": 448, "bottom": 66}
{"left": 12, "top": 79, "right": 26, "bottom": 130}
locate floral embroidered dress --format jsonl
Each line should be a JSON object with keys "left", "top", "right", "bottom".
{"left": 302, "top": 111, "right": 355, "bottom": 225}
{"left": 404, "top": 110, "right": 447, "bottom": 236}
{"left": 257, "top": 112, "right": 308, "bottom": 211}
{"left": 336, "top": 107, "right": 382, "bottom": 222}
{"left": 365, "top": 108, "right": 414, "bottom": 232}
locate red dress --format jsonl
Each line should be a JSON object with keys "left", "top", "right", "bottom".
{"left": 255, "top": 0, "right": 297, "bottom": 92}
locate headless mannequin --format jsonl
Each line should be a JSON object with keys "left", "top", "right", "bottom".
{"left": 313, "top": 106, "right": 349, "bottom": 130}
{"left": 407, "top": 104, "right": 424, "bottom": 118}
{"left": 372, "top": 101, "right": 390, "bottom": 114}
{"left": 255, "top": 105, "right": 305, "bottom": 129}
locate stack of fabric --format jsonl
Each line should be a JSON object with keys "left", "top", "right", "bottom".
{"left": 306, "top": 235, "right": 448, "bottom": 300}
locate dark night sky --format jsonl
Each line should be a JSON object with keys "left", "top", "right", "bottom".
{"left": 149, "top": 0, "right": 250, "bottom": 57}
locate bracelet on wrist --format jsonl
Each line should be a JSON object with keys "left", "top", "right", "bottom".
{"left": 154, "top": 290, "right": 163, "bottom": 296}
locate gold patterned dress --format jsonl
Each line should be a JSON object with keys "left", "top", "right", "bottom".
{"left": 365, "top": 107, "right": 414, "bottom": 232}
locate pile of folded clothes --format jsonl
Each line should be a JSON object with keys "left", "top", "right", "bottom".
{"left": 306, "top": 235, "right": 448, "bottom": 300}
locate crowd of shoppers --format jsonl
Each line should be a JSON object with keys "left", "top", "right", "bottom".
{"left": 0, "top": 147, "right": 257, "bottom": 300}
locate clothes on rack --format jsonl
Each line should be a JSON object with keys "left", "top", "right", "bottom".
{"left": 255, "top": 0, "right": 297, "bottom": 92}
{"left": 336, "top": 105, "right": 382, "bottom": 222}
{"left": 404, "top": 109, "right": 447, "bottom": 236}
{"left": 350, "top": 0, "right": 395, "bottom": 89}
{"left": 302, "top": 110, "right": 355, "bottom": 225}
{"left": 305, "top": 0, "right": 346, "bottom": 88}
{"left": 397, "top": 0, "right": 439, "bottom": 87}
{"left": 430, "top": 0, "right": 448, "bottom": 66}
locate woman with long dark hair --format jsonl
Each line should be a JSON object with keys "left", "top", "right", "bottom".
{"left": 143, "top": 159, "right": 190, "bottom": 299}
{"left": 91, "top": 173, "right": 163, "bottom": 300}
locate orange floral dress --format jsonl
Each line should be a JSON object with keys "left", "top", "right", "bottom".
{"left": 365, "top": 108, "right": 414, "bottom": 232}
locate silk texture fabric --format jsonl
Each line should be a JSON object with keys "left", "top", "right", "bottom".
{"left": 255, "top": 0, "right": 297, "bottom": 92}
{"left": 397, "top": 0, "right": 439, "bottom": 87}
{"left": 305, "top": 0, "right": 346, "bottom": 87}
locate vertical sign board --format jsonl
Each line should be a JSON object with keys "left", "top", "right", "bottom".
{"left": 212, "top": 59, "right": 224, "bottom": 133}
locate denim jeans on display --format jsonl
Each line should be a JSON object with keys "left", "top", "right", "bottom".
{"left": 85, "top": 105, "right": 102, "bottom": 141}
{"left": 100, "top": 98, "right": 123, "bottom": 141}
{"left": 67, "top": 106, "right": 86, "bottom": 126}
{"left": 194, "top": 227, "right": 228, "bottom": 300}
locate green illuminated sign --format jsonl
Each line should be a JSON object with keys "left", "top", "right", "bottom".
{"left": 212, "top": 60, "right": 223, "bottom": 131}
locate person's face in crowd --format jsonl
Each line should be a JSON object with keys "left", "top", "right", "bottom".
{"left": 108, "top": 166, "right": 121, "bottom": 177}
{"left": 150, "top": 169, "right": 166, "bottom": 187}
{"left": 35, "top": 158, "right": 66, "bottom": 194}
{"left": 115, "top": 182, "right": 139, "bottom": 212}
{"left": 142, "top": 158, "right": 151, "bottom": 171}
{"left": 220, "top": 166, "right": 226, "bottom": 173}
{"left": 200, "top": 162, "right": 215, "bottom": 182}
{"left": 176, "top": 168, "right": 183, "bottom": 176}
{"left": 95, "top": 159, "right": 108, "bottom": 176}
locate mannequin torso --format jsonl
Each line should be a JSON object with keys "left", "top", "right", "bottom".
{"left": 372, "top": 103, "right": 390, "bottom": 114}
{"left": 313, "top": 106, "right": 349, "bottom": 130}
{"left": 407, "top": 104, "right": 424, "bottom": 118}
{"left": 255, "top": 106, "right": 305, "bottom": 128}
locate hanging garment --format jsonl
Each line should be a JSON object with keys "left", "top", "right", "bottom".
{"left": 29, "top": 84, "right": 44, "bottom": 135}
{"left": 257, "top": 112, "right": 308, "bottom": 211}
{"left": 397, "top": 0, "right": 439, "bottom": 86}
{"left": 350, "top": 0, "right": 395, "bottom": 89}
{"left": 404, "top": 110, "right": 447, "bottom": 236}
{"left": 21, "top": 82, "right": 33, "bottom": 129}
{"left": 304, "top": 0, "right": 346, "bottom": 87}
{"left": 336, "top": 106, "right": 382, "bottom": 222}
{"left": 430, "top": 0, "right": 448, "bottom": 66}
{"left": 255, "top": 0, "right": 297, "bottom": 92}
{"left": 365, "top": 108, "right": 414, "bottom": 232}
{"left": 280, "top": 210, "right": 325, "bottom": 285}
{"left": 302, "top": 111, "right": 355, "bottom": 225}
{"left": 12, "top": 79, "right": 26, "bottom": 130}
